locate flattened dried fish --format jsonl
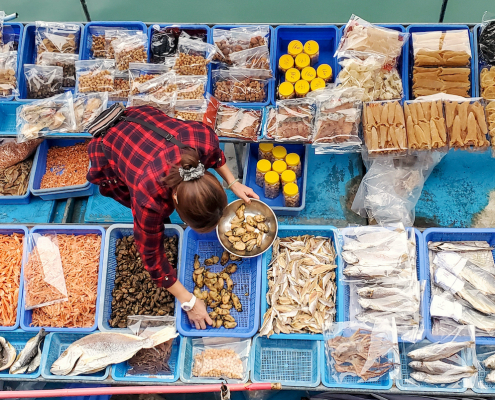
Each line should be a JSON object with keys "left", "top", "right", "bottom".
{"left": 484, "top": 353, "right": 495, "bottom": 369}
{"left": 428, "top": 241, "right": 493, "bottom": 252}
{"left": 356, "top": 310, "right": 418, "bottom": 326}
{"left": 487, "top": 370, "right": 495, "bottom": 383}
{"left": 409, "top": 360, "right": 476, "bottom": 375}
{"left": 411, "top": 371, "right": 473, "bottom": 384}
{"left": 407, "top": 341, "right": 473, "bottom": 362}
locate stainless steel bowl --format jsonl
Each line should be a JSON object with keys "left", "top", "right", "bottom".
{"left": 217, "top": 199, "right": 278, "bottom": 258}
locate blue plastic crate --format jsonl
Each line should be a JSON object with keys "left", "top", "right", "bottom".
{"left": 98, "top": 224, "right": 184, "bottom": 332}
{"left": 40, "top": 332, "right": 110, "bottom": 381}
{"left": 2, "top": 22, "right": 23, "bottom": 101}
{"left": 242, "top": 143, "right": 308, "bottom": 216}
{"left": 473, "top": 24, "right": 482, "bottom": 98}
{"left": 0, "top": 330, "right": 45, "bottom": 379}
{"left": 0, "top": 226, "right": 28, "bottom": 331}
{"left": 209, "top": 25, "right": 273, "bottom": 107}
{"left": 179, "top": 336, "right": 250, "bottom": 384}
{"left": 260, "top": 225, "right": 342, "bottom": 341}
{"left": 176, "top": 227, "right": 261, "bottom": 338}
{"left": 474, "top": 345, "right": 495, "bottom": 394}
{"left": 111, "top": 335, "right": 181, "bottom": 383}
{"left": 340, "top": 227, "right": 426, "bottom": 342}
{"left": 406, "top": 24, "right": 476, "bottom": 100}
{"left": 29, "top": 139, "right": 93, "bottom": 200}
{"left": 18, "top": 23, "right": 83, "bottom": 100}
{"left": 423, "top": 228, "right": 495, "bottom": 345}
{"left": 396, "top": 339, "right": 471, "bottom": 392}
{"left": 250, "top": 334, "right": 320, "bottom": 387}
{"left": 21, "top": 225, "right": 106, "bottom": 333}
{"left": 80, "top": 22, "right": 148, "bottom": 61}
{"left": 0, "top": 157, "right": 32, "bottom": 205}
{"left": 271, "top": 25, "right": 339, "bottom": 104}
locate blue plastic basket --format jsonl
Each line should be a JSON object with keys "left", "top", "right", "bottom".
{"left": 473, "top": 345, "right": 495, "bottom": 394}
{"left": 80, "top": 22, "right": 148, "bottom": 61}
{"left": 396, "top": 339, "right": 471, "bottom": 392}
{"left": 176, "top": 227, "right": 261, "bottom": 338}
{"left": 473, "top": 24, "right": 482, "bottom": 98}
{"left": 209, "top": 25, "right": 273, "bottom": 107}
{"left": 98, "top": 223, "right": 184, "bottom": 332}
{"left": 0, "top": 226, "right": 28, "bottom": 331}
{"left": 272, "top": 25, "right": 339, "bottom": 104}
{"left": 111, "top": 335, "right": 181, "bottom": 383}
{"left": 242, "top": 143, "right": 308, "bottom": 216}
{"left": 0, "top": 157, "right": 32, "bottom": 205}
{"left": 0, "top": 330, "right": 45, "bottom": 379}
{"left": 179, "top": 336, "right": 250, "bottom": 384}
{"left": 423, "top": 228, "right": 495, "bottom": 345}
{"left": 260, "top": 225, "right": 342, "bottom": 340}
{"left": 40, "top": 332, "right": 110, "bottom": 381}
{"left": 0, "top": 101, "right": 29, "bottom": 136}
{"left": 340, "top": 227, "right": 426, "bottom": 342}
{"left": 29, "top": 139, "right": 94, "bottom": 200}
{"left": 2, "top": 22, "right": 24, "bottom": 101}
{"left": 405, "top": 24, "right": 476, "bottom": 100}
{"left": 17, "top": 23, "right": 83, "bottom": 100}
{"left": 250, "top": 334, "right": 321, "bottom": 387}
{"left": 20, "top": 225, "right": 106, "bottom": 333}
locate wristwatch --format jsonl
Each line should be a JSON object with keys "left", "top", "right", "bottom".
{"left": 181, "top": 295, "right": 197, "bottom": 312}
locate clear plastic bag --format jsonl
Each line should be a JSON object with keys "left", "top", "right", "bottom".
{"left": 103, "top": 29, "right": 141, "bottom": 60}
{"left": 0, "top": 138, "right": 43, "bottom": 170}
{"left": 374, "top": 65, "right": 403, "bottom": 101}
{"left": 413, "top": 66, "right": 471, "bottom": 98}
{"left": 0, "top": 11, "right": 4, "bottom": 46}
{"left": 150, "top": 26, "right": 207, "bottom": 63}
{"left": 481, "top": 66, "right": 495, "bottom": 100}
{"left": 111, "top": 71, "right": 130, "bottom": 101}
{"left": 324, "top": 319, "right": 399, "bottom": 383}
{"left": 486, "top": 101, "right": 495, "bottom": 150}
{"left": 73, "top": 92, "right": 108, "bottom": 132}
{"left": 274, "top": 98, "right": 316, "bottom": 142}
{"left": 129, "top": 62, "right": 172, "bottom": 95}
{"left": 175, "top": 99, "right": 207, "bottom": 123}
{"left": 134, "top": 70, "right": 177, "bottom": 101}
{"left": 24, "top": 65, "right": 63, "bottom": 99}
{"left": 215, "top": 105, "right": 262, "bottom": 141}
{"left": 263, "top": 106, "right": 276, "bottom": 140}
{"left": 404, "top": 99, "right": 448, "bottom": 151}
{"left": 444, "top": 98, "right": 489, "bottom": 149}
{"left": 309, "top": 86, "right": 364, "bottom": 153}
{"left": 212, "top": 68, "right": 271, "bottom": 103}
{"left": 191, "top": 338, "right": 251, "bottom": 382}
{"left": 480, "top": 12, "right": 495, "bottom": 65}
{"left": 229, "top": 45, "right": 271, "bottom": 70}
{"left": 412, "top": 30, "right": 471, "bottom": 67}
{"left": 213, "top": 26, "right": 269, "bottom": 65}
{"left": 38, "top": 53, "right": 78, "bottom": 88}
{"left": 0, "top": 50, "right": 17, "bottom": 97}
{"left": 173, "top": 37, "right": 216, "bottom": 75}
{"left": 476, "top": 344, "right": 495, "bottom": 389}
{"left": 112, "top": 32, "right": 148, "bottom": 71}
{"left": 128, "top": 92, "right": 177, "bottom": 117}
{"left": 35, "top": 21, "right": 80, "bottom": 61}
{"left": 176, "top": 75, "right": 207, "bottom": 100}
{"left": 336, "top": 15, "right": 409, "bottom": 63}
{"left": 24, "top": 233, "right": 69, "bottom": 310}
{"left": 75, "top": 59, "right": 115, "bottom": 94}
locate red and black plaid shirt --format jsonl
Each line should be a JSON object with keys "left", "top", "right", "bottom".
{"left": 87, "top": 106, "right": 226, "bottom": 288}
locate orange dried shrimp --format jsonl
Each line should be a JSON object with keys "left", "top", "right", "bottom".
{"left": 0, "top": 233, "right": 23, "bottom": 326}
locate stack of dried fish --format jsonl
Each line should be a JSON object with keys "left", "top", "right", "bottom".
{"left": 483, "top": 352, "right": 495, "bottom": 382}
{"left": 0, "top": 159, "right": 32, "bottom": 196}
{"left": 341, "top": 226, "right": 422, "bottom": 340}
{"left": 429, "top": 240, "right": 495, "bottom": 337}
{"left": 260, "top": 235, "right": 337, "bottom": 337}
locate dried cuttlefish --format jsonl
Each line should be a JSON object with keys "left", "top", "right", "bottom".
{"left": 260, "top": 235, "right": 337, "bottom": 337}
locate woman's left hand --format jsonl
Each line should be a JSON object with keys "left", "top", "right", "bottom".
{"left": 231, "top": 182, "right": 259, "bottom": 204}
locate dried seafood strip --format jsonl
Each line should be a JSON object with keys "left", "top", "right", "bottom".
{"left": 481, "top": 66, "right": 495, "bottom": 100}
{"left": 412, "top": 30, "right": 471, "bottom": 67}
{"left": 0, "top": 159, "right": 32, "bottom": 196}
{"left": 444, "top": 99, "right": 489, "bottom": 149}
{"left": 0, "top": 233, "right": 23, "bottom": 326}
{"left": 404, "top": 101, "right": 447, "bottom": 150}
{"left": 412, "top": 66, "right": 470, "bottom": 98}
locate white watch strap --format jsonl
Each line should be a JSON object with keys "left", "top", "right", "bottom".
{"left": 181, "top": 294, "right": 197, "bottom": 311}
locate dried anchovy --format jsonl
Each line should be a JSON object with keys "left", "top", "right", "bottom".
{"left": 0, "top": 159, "right": 32, "bottom": 196}
{"left": 127, "top": 340, "right": 173, "bottom": 375}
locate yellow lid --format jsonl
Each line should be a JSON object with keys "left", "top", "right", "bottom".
{"left": 295, "top": 53, "right": 310, "bottom": 69}
{"left": 317, "top": 64, "right": 333, "bottom": 80}
{"left": 311, "top": 77, "right": 326, "bottom": 92}
{"left": 272, "top": 160, "right": 287, "bottom": 174}
{"left": 257, "top": 159, "right": 271, "bottom": 173}
{"left": 285, "top": 153, "right": 300, "bottom": 166}
{"left": 284, "top": 182, "right": 299, "bottom": 196}
{"left": 278, "top": 54, "right": 294, "bottom": 70}
{"left": 264, "top": 171, "right": 280, "bottom": 185}
{"left": 278, "top": 82, "right": 294, "bottom": 98}
{"left": 281, "top": 169, "right": 296, "bottom": 184}
{"left": 301, "top": 67, "right": 316, "bottom": 82}
{"left": 303, "top": 40, "right": 319, "bottom": 56}
{"left": 285, "top": 68, "right": 300, "bottom": 84}
{"left": 272, "top": 146, "right": 287, "bottom": 159}
{"left": 288, "top": 40, "right": 303, "bottom": 57}
{"left": 259, "top": 142, "right": 274, "bottom": 152}
{"left": 294, "top": 80, "right": 310, "bottom": 96}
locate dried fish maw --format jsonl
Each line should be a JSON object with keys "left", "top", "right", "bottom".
{"left": 435, "top": 118, "right": 447, "bottom": 142}
{"left": 387, "top": 102, "right": 396, "bottom": 125}
{"left": 379, "top": 124, "right": 387, "bottom": 148}
{"left": 414, "top": 124, "right": 427, "bottom": 149}
{"left": 409, "top": 102, "right": 418, "bottom": 124}
{"left": 430, "top": 101, "right": 439, "bottom": 119}
{"left": 397, "top": 126, "right": 407, "bottom": 150}
{"left": 415, "top": 54, "right": 443, "bottom": 66}
{"left": 445, "top": 101, "right": 457, "bottom": 128}
{"left": 450, "top": 115, "right": 463, "bottom": 147}
{"left": 389, "top": 125, "right": 399, "bottom": 148}
{"left": 458, "top": 102, "right": 469, "bottom": 132}
{"left": 394, "top": 102, "right": 405, "bottom": 126}
{"left": 436, "top": 101, "right": 443, "bottom": 119}
{"left": 365, "top": 105, "right": 375, "bottom": 126}
{"left": 476, "top": 123, "right": 488, "bottom": 147}
{"left": 413, "top": 88, "right": 439, "bottom": 97}
{"left": 430, "top": 120, "right": 443, "bottom": 148}
{"left": 371, "top": 126, "right": 379, "bottom": 150}
{"left": 380, "top": 103, "right": 388, "bottom": 125}
{"left": 406, "top": 116, "right": 418, "bottom": 148}
{"left": 470, "top": 102, "right": 488, "bottom": 134}
{"left": 404, "top": 103, "right": 412, "bottom": 124}
{"left": 444, "top": 54, "right": 471, "bottom": 66}
{"left": 416, "top": 102, "right": 426, "bottom": 121}
{"left": 371, "top": 104, "right": 381, "bottom": 124}
{"left": 442, "top": 80, "right": 471, "bottom": 89}
{"left": 419, "top": 121, "right": 431, "bottom": 148}
{"left": 421, "top": 101, "right": 431, "bottom": 121}
{"left": 413, "top": 79, "right": 444, "bottom": 90}
{"left": 465, "top": 112, "right": 478, "bottom": 146}
{"left": 447, "top": 88, "right": 470, "bottom": 97}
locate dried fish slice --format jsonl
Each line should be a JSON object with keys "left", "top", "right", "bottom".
{"left": 407, "top": 341, "right": 473, "bottom": 361}
{"left": 409, "top": 360, "right": 476, "bottom": 375}
{"left": 411, "top": 371, "right": 474, "bottom": 384}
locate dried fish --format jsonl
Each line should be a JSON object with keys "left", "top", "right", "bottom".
{"left": 428, "top": 241, "right": 493, "bottom": 252}
{"left": 483, "top": 353, "right": 495, "bottom": 369}
{"left": 487, "top": 370, "right": 495, "bottom": 383}
{"left": 0, "top": 159, "right": 32, "bottom": 197}
{"left": 409, "top": 360, "right": 476, "bottom": 375}
{"left": 411, "top": 371, "right": 473, "bottom": 384}
{"left": 407, "top": 341, "right": 473, "bottom": 362}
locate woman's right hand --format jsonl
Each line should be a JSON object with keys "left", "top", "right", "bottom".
{"left": 187, "top": 298, "right": 213, "bottom": 330}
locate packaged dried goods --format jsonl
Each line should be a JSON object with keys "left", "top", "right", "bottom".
{"left": 191, "top": 338, "right": 251, "bottom": 382}
{"left": 283, "top": 182, "right": 299, "bottom": 207}
{"left": 24, "top": 65, "right": 63, "bottom": 99}
{"left": 150, "top": 26, "right": 207, "bottom": 63}
{"left": 317, "top": 64, "right": 333, "bottom": 83}
{"left": 285, "top": 152, "right": 302, "bottom": 178}
{"left": 277, "top": 82, "right": 294, "bottom": 100}
{"left": 481, "top": 66, "right": 495, "bottom": 100}
{"left": 258, "top": 142, "right": 274, "bottom": 162}
{"left": 88, "top": 27, "right": 143, "bottom": 59}
{"left": 214, "top": 104, "right": 262, "bottom": 141}
{"left": 176, "top": 75, "right": 207, "bottom": 100}
{"left": 281, "top": 169, "right": 296, "bottom": 187}
{"left": 174, "top": 99, "right": 207, "bottom": 123}
{"left": 274, "top": 98, "right": 316, "bottom": 142}
{"left": 479, "top": 14, "right": 495, "bottom": 65}
{"left": 263, "top": 107, "right": 276, "bottom": 139}
{"left": 16, "top": 92, "right": 77, "bottom": 142}
{"left": 285, "top": 68, "right": 300, "bottom": 84}
{"left": 278, "top": 54, "right": 294, "bottom": 73}
{"left": 413, "top": 66, "right": 470, "bottom": 98}
{"left": 255, "top": 159, "right": 271, "bottom": 187}
{"left": 0, "top": 50, "right": 17, "bottom": 97}
{"left": 272, "top": 160, "right": 286, "bottom": 177}
{"left": 311, "top": 77, "right": 326, "bottom": 92}
{"left": 444, "top": 98, "right": 489, "bottom": 149}
{"left": 38, "top": 53, "right": 78, "bottom": 87}
{"left": 486, "top": 101, "right": 495, "bottom": 150}
{"left": 294, "top": 80, "right": 310, "bottom": 98}
{"left": 73, "top": 92, "right": 109, "bottom": 132}
{"left": 173, "top": 36, "right": 216, "bottom": 75}
{"left": 362, "top": 100, "right": 407, "bottom": 155}
{"left": 374, "top": 66, "right": 403, "bottom": 100}
{"left": 301, "top": 66, "right": 316, "bottom": 83}
{"left": 412, "top": 30, "right": 471, "bottom": 67}
{"left": 404, "top": 99, "right": 447, "bottom": 150}
{"left": 128, "top": 62, "right": 171, "bottom": 95}
{"left": 76, "top": 59, "right": 115, "bottom": 94}
{"left": 229, "top": 45, "right": 271, "bottom": 70}
{"left": 128, "top": 93, "right": 176, "bottom": 117}
{"left": 272, "top": 145, "right": 287, "bottom": 161}
{"left": 337, "top": 15, "right": 409, "bottom": 63}
{"left": 288, "top": 40, "right": 303, "bottom": 57}
{"left": 0, "top": 158, "right": 32, "bottom": 197}
{"left": 264, "top": 170, "right": 280, "bottom": 199}
{"left": 0, "top": 139, "right": 43, "bottom": 170}
{"left": 89, "top": 28, "right": 108, "bottom": 59}
{"left": 304, "top": 40, "right": 319, "bottom": 65}
{"left": 134, "top": 70, "right": 177, "bottom": 101}
{"left": 104, "top": 29, "right": 135, "bottom": 60}
{"left": 295, "top": 53, "right": 310, "bottom": 71}
{"left": 111, "top": 72, "right": 130, "bottom": 100}
{"left": 212, "top": 68, "right": 271, "bottom": 103}
{"left": 35, "top": 22, "right": 80, "bottom": 61}
{"left": 112, "top": 32, "right": 148, "bottom": 71}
